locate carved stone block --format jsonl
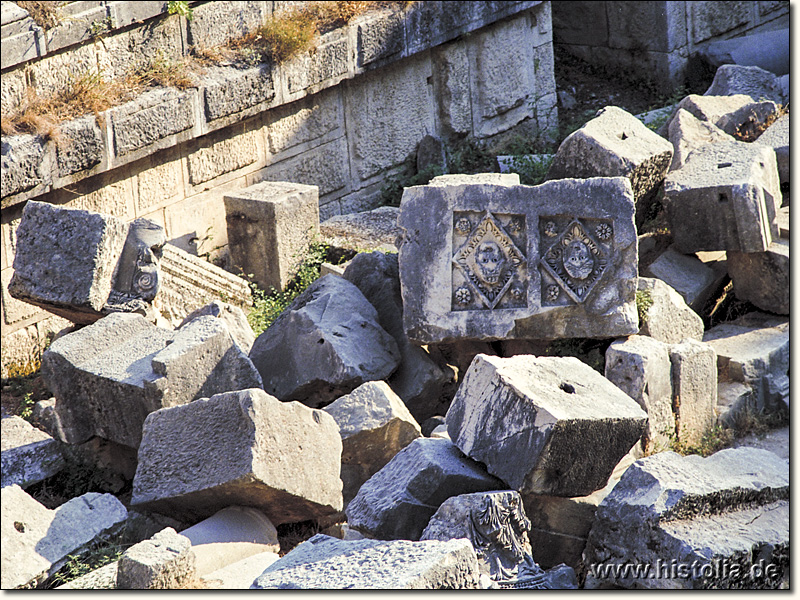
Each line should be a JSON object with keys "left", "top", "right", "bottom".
{"left": 398, "top": 175, "right": 638, "bottom": 343}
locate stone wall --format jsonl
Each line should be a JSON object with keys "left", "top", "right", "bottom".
{"left": 1, "top": 1, "right": 557, "bottom": 375}
{"left": 551, "top": 0, "right": 789, "bottom": 92}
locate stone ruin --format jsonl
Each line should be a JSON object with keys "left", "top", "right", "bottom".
{"left": 0, "top": 6, "right": 791, "bottom": 591}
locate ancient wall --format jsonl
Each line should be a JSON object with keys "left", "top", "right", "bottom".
{"left": 1, "top": 0, "right": 557, "bottom": 375}
{"left": 551, "top": 0, "right": 789, "bottom": 92}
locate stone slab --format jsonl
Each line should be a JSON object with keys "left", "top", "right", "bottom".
{"left": 645, "top": 247, "right": 719, "bottom": 311}
{"left": 320, "top": 206, "right": 401, "bottom": 254}
{"left": 727, "top": 238, "right": 788, "bottom": 315}
{"left": 669, "top": 339, "right": 718, "bottom": 448}
{"left": 178, "top": 299, "right": 255, "bottom": 355}
{"left": 398, "top": 175, "right": 638, "bottom": 343}
{"left": 637, "top": 277, "right": 704, "bottom": 344}
{"left": 1, "top": 414, "right": 65, "bottom": 488}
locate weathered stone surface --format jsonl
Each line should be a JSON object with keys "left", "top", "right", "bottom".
{"left": 547, "top": 106, "right": 673, "bottom": 222}
{"left": 417, "top": 134, "right": 447, "bottom": 174}
{"left": 644, "top": 247, "right": 720, "bottom": 311}
{"left": 715, "top": 100, "right": 780, "bottom": 140}
{"left": 446, "top": 354, "right": 647, "bottom": 497}
{"left": 716, "top": 380, "right": 756, "bottom": 428}
{"left": 343, "top": 251, "right": 454, "bottom": 421}
{"left": 202, "top": 551, "right": 280, "bottom": 589}
{"left": 667, "top": 108, "right": 734, "bottom": 171}
{"left": 179, "top": 299, "right": 255, "bottom": 354}
{"left": 252, "top": 534, "right": 481, "bottom": 589}
{"left": 703, "top": 315, "right": 789, "bottom": 413}
{"left": 186, "top": 128, "right": 260, "bottom": 185}
{"left": 55, "top": 115, "right": 104, "bottom": 177}
{"left": 56, "top": 561, "right": 119, "bottom": 590}
{"left": 399, "top": 175, "right": 638, "bottom": 343}
{"left": 664, "top": 140, "right": 780, "bottom": 253}
{"left": 669, "top": 340, "right": 717, "bottom": 448}
{"left": 224, "top": 181, "right": 319, "bottom": 292}
{"left": 1, "top": 485, "right": 127, "bottom": 589}
{"left": 180, "top": 506, "right": 279, "bottom": 577}
{"left": 355, "top": 8, "right": 405, "bottom": 67}
{"left": 1, "top": 133, "right": 50, "bottom": 198}
{"left": 1, "top": 414, "right": 65, "bottom": 488}
{"left": 284, "top": 29, "right": 349, "bottom": 94}
{"left": 320, "top": 206, "right": 401, "bottom": 254}
{"left": 637, "top": 277, "right": 704, "bottom": 344}
{"left": 584, "top": 448, "right": 789, "bottom": 589}
{"left": 658, "top": 94, "right": 755, "bottom": 138}
{"left": 605, "top": 335, "right": 674, "bottom": 455}
{"left": 117, "top": 528, "right": 196, "bottom": 590}
{"left": 202, "top": 64, "right": 276, "bottom": 122}
{"left": 346, "top": 437, "right": 503, "bottom": 541}
{"left": 421, "top": 491, "right": 578, "bottom": 589}
{"left": 9, "top": 200, "right": 129, "bottom": 323}
{"left": 727, "top": 239, "right": 788, "bottom": 315}
{"left": 754, "top": 112, "right": 788, "bottom": 184}
{"left": 187, "top": 0, "right": 269, "bottom": 49}
{"left": 42, "top": 312, "right": 262, "bottom": 448}
{"left": 131, "top": 388, "right": 343, "bottom": 524}
{"left": 323, "top": 381, "right": 422, "bottom": 505}
{"left": 705, "top": 64, "right": 785, "bottom": 104}
{"left": 249, "top": 275, "right": 400, "bottom": 408}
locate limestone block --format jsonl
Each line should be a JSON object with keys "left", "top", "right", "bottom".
{"left": 106, "top": 1, "right": 167, "bottom": 28}
{"left": 551, "top": 1, "right": 608, "bottom": 46}
{"left": 658, "top": 94, "right": 754, "bottom": 137}
{"left": 547, "top": 106, "right": 673, "bottom": 221}
{"left": 1, "top": 414, "right": 65, "bottom": 488}
{"left": 41, "top": 312, "right": 262, "bottom": 448}
{"left": 355, "top": 8, "right": 405, "bottom": 67}
{"left": 9, "top": 201, "right": 130, "bottom": 323}
{"left": 187, "top": 128, "right": 260, "bottom": 185}
{"left": 705, "top": 64, "right": 785, "bottom": 104}
{"left": 179, "top": 300, "right": 255, "bottom": 354}
{"left": 131, "top": 388, "right": 343, "bottom": 524}
{"left": 1, "top": 134, "right": 51, "bottom": 198}
{"left": 187, "top": 1, "right": 270, "bottom": 49}
{"left": 97, "top": 16, "right": 184, "bottom": 81}
{"left": 1, "top": 485, "right": 127, "bottom": 589}
{"left": 117, "top": 528, "right": 196, "bottom": 589}
{"left": 690, "top": 0, "right": 752, "bottom": 43}
{"left": 431, "top": 39, "right": 472, "bottom": 137}
{"left": 343, "top": 252, "right": 455, "bottom": 421}
{"left": 449, "top": 354, "right": 647, "bottom": 497}
{"left": 404, "top": 1, "right": 476, "bottom": 53}
{"left": 323, "top": 381, "right": 422, "bottom": 505}
{"left": 43, "top": 2, "right": 106, "bottom": 52}
{"left": 669, "top": 340, "right": 717, "bottom": 447}
{"left": 202, "top": 551, "right": 280, "bottom": 589}
{"left": 109, "top": 88, "right": 196, "bottom": 158}
{"left": 224, "top": 181, "right": 319, "bottom": 292}
{"left": 0, "top": 22, "right": 43, "bottom": 70}
{"left": 137, "top": 154, "right": 182, "bottom": 213}
{"left": 606, "top": 0, "right": 686, "bottom": 53}
{"left": 346, "top": 437, "right": 503, "bottom": 541}
{"left": 399, "top": 175, "right": 638, "bottom": 343}
{"left": 667, "top": 108, "right": 734, "bottom": 171}
{"left": 664, "top": 141, "right": 780, "bottom": 253}
{"left": 754, "top": 113, "right": 788, "bottom": 184}
{"left": 715, "top": 100, "right": 780, "bottom": 140}
{"left": 252, "top": 137, "right": 349, "bottom": 196}
{"left": 202, "top": 64, "right": 276, "bottom": 123}
{"left": 345, "top": 52, "right": 435, "bottom": 181}
{"left": 727, "top": 239, "right": 788, "bottom": 315}
{"left": 56, "top": 561, "right": 119, "bottom": 589}
{"left": 283, "top": 28, "right": 349, "bottom": 94}
{"left": 55, "top": 115, "right": 104, "bottom": 178}
{"left": 1, "top": 267, "right": 41, "bottom": 325}
{"left": 320, "top": 206, "right": 401, "bottom": 254}
{"left": 644, "top": 247, "right": 719, "bottom": 311}
{"left": 637, "top": 277, "right": 704, "bottom": 344}
{"left": 605, "top": 335, "right": 674, "bottom": 455}
{"left": 252, "top": 534, "right": 481, "bottom": 589}
{"left": 267, "top": 87, "right": 342, "bottom": 155}
{"left": 716, "top": 380, "right": 757, "bottom": 428}
{"left": 180, "top": 507, "right": 279, "bottom": 577}
{"left": 249, "top": 275, "right": 400, "bottom": 408}
{"left": 584, "top": 448, "right": 789, "bottom": 589}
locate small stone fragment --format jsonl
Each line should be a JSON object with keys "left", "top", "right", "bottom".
{"left": 667, "top": 108, "right": 733, "bottom": 171}
{"left": 320, "top": 206, "right": 402, "bottom": 256}
{"left": 637, "top": 277, "right": 704, "bottom": 344}
{"left": 1, "top": 414, "right": 66, "bottom": 488}
{"left": 116, "top": 528, "right": 196, "bottom": 590}
{"left": 178, "top": 299, "right": 256, "bottom": 354}
{"left": 727, "top": 239, "right": 789, "bottom": 315}
{"left": 705, "top": 64, "right": 785, "bottom": 104}
{"left": 645, "top": 246, "right": 722, "bottom": 310}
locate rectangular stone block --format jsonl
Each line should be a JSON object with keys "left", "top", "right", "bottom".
{"left": 669, "top": 340, "right": 717, "bottom": 448}
{"left": 644, "top": 246, "right": 720, "bottom": 311}
{"left": 203, "top": 64, "right": 276, "bottom": 123}
{"left": 398, "top": 174, "right": 638, "bottom": 343}
{"left": 2, "top": 267, "right": 40, "bottom": 325}
{"left": 551, "top": 1, "right": 608, "bottom": 46}
{"left": 431, "top": 39, "right": 472, "bottom": 138}
{"left": 106, "top": 1, "right": 167, "bottom": 29}
{"left": 117, "top": 528, "right": 196, "bottom": 589}
{"left": 251, "top": 137, "right": 349, "bottom": 197}
{"left": 187, "top": 1, "right": 269, "bottom": 49}
{"left": 284, "top": 29, "right": 350, "bottom": 96}
{"left": 607, "top": 0, "right": 686, "bottom": 53}
{"left": 96, "top": 15, "right": 184, "bottom": 80}
{"left": 355, "top": 8, "right": 405, "bottom": 68}
{"left": 136, "top": 153, "right": 183, "bottom": 214}
{"left": 224, "top": 181, "right": 319, "bottom": 292}
{"left": 690, "top": 0, "right": 753, "bottom": 43}
{"left": 664, "top": 141, "right": 780, "bottom": 253}
{"left": 44, "top": 3, "right": 107, "bottom": 53}
{"left": 727, "top": 239, "right": 788, "bottom": 315}
{"left": 266, "top": 87, "right": 342, "bottom": 156}
{"left": 55, "top": 115, "right": 104, "bottom": 178}
{"left": 187, "top": 128, "right": 261, "bottom": 186}
{"left": 1, "top": 134, "right": 51, "bottom": 199}
{"left": 1, "top": 414, "right": 66, "bottom": 489}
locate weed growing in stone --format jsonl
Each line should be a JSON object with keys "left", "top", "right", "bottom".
{"left": 669, "top": 424, "right": 735, "bottom": 458}
{"left": 16, "top": 1, "right": 63, "bottom": 30}
{"left": 503, "top": 154, "right": 554, "bottom": 186}
{"left": 635, "top": 289, "right": 653, "bottom": 327}
{"left": 167, "top": 0, "right": 193, "bottom": 21}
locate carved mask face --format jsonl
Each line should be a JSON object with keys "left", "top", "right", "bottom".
{"left": 563, "top": 240, "right": 593, "bottom": 280}
{"left": 475, "top": 242, "right": 507, "bottom": 285}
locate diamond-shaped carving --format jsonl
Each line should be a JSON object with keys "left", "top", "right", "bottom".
{"left": 540, "top": 220, "right": 608, "bottom": 303}
{"left": 453, "top": 212, "right": 526, "bottom": 310}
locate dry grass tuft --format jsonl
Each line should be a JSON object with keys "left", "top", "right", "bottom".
{"left": 16, "top": 1, "right": 64, "bottom": 30}
{"left": 126, "top": 52, "right": 198, "bottom": 90}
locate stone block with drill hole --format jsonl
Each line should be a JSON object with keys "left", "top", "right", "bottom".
{"left": 669, "top": 340, "right": 717, "bottom": 448}
{"left": 224, "top": 181, "right": 319, "bottom": 292}
{"left": 343, "top": 251, "right": 455, "bottom": 421}
{"left": 345, "top": 437, "right": 503, "bottom": 541}
{"left": 1, "top": 485, "right": 127, "bottom": 589}
{"left": 637, "top": 277, "right": 704, "bottom": 344}
{"left": 320, "top": 206, "right": 402, "bottom": 257}
{"left": 1, "top": 414, "right": 66, "bottom": 489}
{"left": 584, "top": 448, "right": 789, "bottom": 589}
{"left": 8, "top": 200, "right": 129, "bottom": 324}
{"left": 754, "top": 112, "right": 788, "bottom": 184}
{"left": 605, "top": 335, "right": 674, "bottom": 455}
{"left": 727, "top": 239, "right": 789, "bottom": 315}
{"left": 180, "top": 506, "right": 279, "bottom": 577}
{"left": 664, "top": 140, "right": 780, "bottom": 254}
{"left": 705, "top": 64, "right": 785, "bottom": 104}
{"left": 116, "top": 528, "right": 196, "bottom": 590}
{"left": 703, "top": 314, "right": 789, "bottom": 414}
{"left": 667, "top": 108, "right": 734, "bottom": 171}
{"left": 323, "top": 381, "right": 422, "bottom": 506}
{"left": 398, "top": 174, "right": 639, "bottom": 344}
{"left": 131, "top": 388, "right": 343, "bottom": 525}
{"left": 546, "top": 106, "right": 673, "bottom": 225}
{"left": 251, "top": 534, "right": 481, "bottom": 589}
{"left": 249, "top": 275, "right": 400, "bottom": 408}
{"left": 645, "top": 247, "right": 721, "bottom": 311}
{"left": 178, "top": 299, "right": 256, "bottom": 354}
{"left": 446, "top": 354, "right": 648, "bottom": 497}
{"left": 41, "top": 312, "right": 263, "bottom": 448}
